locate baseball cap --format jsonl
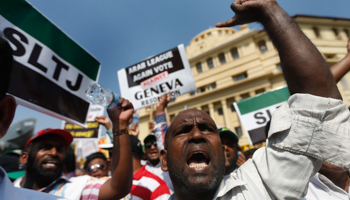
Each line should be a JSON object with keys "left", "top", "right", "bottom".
{"left": 219, "top": 127, "right": 239, "bottom": 143}
{"left": 130, "top": 135, "right": 143, "bottom": 156}
{"left": 25, "top": 128, "right": 73, "bottom": 148}
{"left": 143, "top": 133, "right": 156, "bottom": 144}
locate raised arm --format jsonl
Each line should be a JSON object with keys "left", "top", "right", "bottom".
{"left": 216, "top": 0, "right": 341, "bottom": 100}
{"left": 154, "top": 92, "right": 172, "bottom": 151}
{"left": 330, "top": 39, "right": 350, "bottom": 82}
{"left": 99, "top": 98, "right": 133, "bottom": 200}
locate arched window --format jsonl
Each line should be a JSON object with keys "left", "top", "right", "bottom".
{"left": 218, "top": 53, "right": 226, "bottom": 64}
{"left": 207, "top": 58, "right": 214, "bottom": 69}
{"left": 196, "top": 63, "right": 203, "bottom": 73}
{"left": 258, "top": 40, "right": 268, "bottom": 53}
{"left": 231, "top": 47, "right": 239, "bottom": 59}
{"left": 313, "top": 27, "right": 321, "bottom": 38}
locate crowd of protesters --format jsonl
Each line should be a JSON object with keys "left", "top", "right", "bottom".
{"left": 1, "top": 0, "right": 350, "bottom": 200}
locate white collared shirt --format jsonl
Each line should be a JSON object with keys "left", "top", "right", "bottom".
{"left": 303, "top": 173, "right": 350, "bottom": 200}
{"left": 0, "top": 167, "right": 67, "bottom": 200}
{"left": 169, "top": 94, "right": 350, "bottom": 200}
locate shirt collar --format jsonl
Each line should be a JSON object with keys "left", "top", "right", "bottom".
{"left": 215, "top": 172, "right": 247, "bottom": 198}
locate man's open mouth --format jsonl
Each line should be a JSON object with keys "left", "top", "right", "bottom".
{"left": 187, "top": 152, "right": 210, "bottom": 169}
{"left": 42, "top": 160, "right": 58, "bottom": 169}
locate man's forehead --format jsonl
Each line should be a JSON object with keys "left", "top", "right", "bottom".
{"left": 173, "top": 109, "right": 213, "bottom": 122}
{"left": 169, "top": 109, "right": 216, "bottom": 130}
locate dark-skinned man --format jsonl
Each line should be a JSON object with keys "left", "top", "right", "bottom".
{"left": 0, "top": 36, "right": 67, "bottom": 200}
{"left": 14, "top": 98, "right": 134, "bottom": 200}
{"left": 159, "top": 0, "right": 350, "bottom": 199}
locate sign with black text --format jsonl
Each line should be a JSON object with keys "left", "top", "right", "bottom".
{"left": 234, "top": 86, "right": 290, "bottom": 145}
{"left": 118, "top": 44, "right": 196, "bottom": 109}
{"left": 0, "top": 0, "right": 100, "bottom": 126}
{"left": 62, "top": 104, "right": 105, "bottom": 139}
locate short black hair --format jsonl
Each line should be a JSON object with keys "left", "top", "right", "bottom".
{"left": 0, "top": 37, "right": 13, "bottom": 101}
{"left": 84, "top": 152, "right": 107, "bottom": 171}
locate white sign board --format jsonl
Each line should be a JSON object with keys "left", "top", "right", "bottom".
{"left": 118, "top": 44, "right": 196, "bottom": 110}
{"left": 62, "top": 104, "right": 105, "bottom": 139}
{"left": 0, "top": 0, "right": 100, "bottom": 127}
{"left": 234, "top": 86, "right": 290, "bottom": 145}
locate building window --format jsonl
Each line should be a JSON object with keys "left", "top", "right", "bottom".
{"left": 277, "top": 64, "right": 282, "bottom": 71}
{"left": 225, "top": 30, "right": 229, "bottom": 35}
{"left": 218, "top": 30, "right": 222, "bottom": 35}
{"left": 218, "top": 53, "right": 226, "bottom": 64}
{"left": 231, "top": 47, "right": 239, "bottom": 60}
{"left": 230, "top": 104, "right": 236, "bottom": 112}
{"left": 344, "top": 29, "right": 350, "bottom": 39}
{"left": 208, "top": 32, "right": 211, "bottom": 37}
{"left": 235, "top": 127, "right": 243, "bottom": 137}
{"left": 190, "top": 92, "right": 195, "bottom": 96}
{"left": 196, "top": 63, "right": 203, "bottom": 73}
{"left": 211, "top": 83, "right": 217, "bottom": 89}
{"left": 313, "top": 27, "right": 321, "bottom": 38}
{"left": 233, "top": 72, "right": 247, "bottom": 82}
{"left": 207, "top": 58, "right": 214, "bottom": 69}
{"left": 200, "top": 87, "right": 205, "bottom": 93}
{"left": 240, "top": 93, "right": 250, "bottom": 100}
{"left": 201, "top": 35, "right": 205, "bottom": 39}
{"left": 258, "top": 40, "right": 268, "bottom": 53}
{"left": 333, "top": 28, "right": 341, "bottom": 40}
{"left": 195, "top": 38, "right": 198, "bottom": 42}
{"left": 217, "top": 108, "right": 223, "bottom": 115}
{"left": 255, "top": 88, "right": 265, "bottom": 95}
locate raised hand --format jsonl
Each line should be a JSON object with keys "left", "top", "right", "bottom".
{"left": 95, "top": 115, "right": 112, "bottom": 130}
{"left": 216, "top": 0, "right": 278, "bottom": 28}
{"left": 107, "top": 98, "right": 134, "bottom": 130}
{"left": 156, "top": 92, "right": 172, "bottom": 114}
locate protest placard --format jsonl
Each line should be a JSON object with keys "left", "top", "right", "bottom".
{"left": 234, "top": 86, "right": 290, "bottom": 145}
{"left": 0, "top": 0, "right": 100, "bottom": 126}
{"left": 118, "top": 44, "right": 196, "bottom": 110}
{"left": 62, "top": 104, "right": 104, "bottom": 139}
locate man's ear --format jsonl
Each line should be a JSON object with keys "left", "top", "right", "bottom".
{"left": 0, "top": 95, "right": 17, "bottom": 138}
{"left": 20, "top": 151, "right": 28, "bottom": 165}
{"left": 160, "top": 149, "right": 168, "bottom": 172}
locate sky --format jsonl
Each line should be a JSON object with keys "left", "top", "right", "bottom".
{"left": 10, "top": 0, "right": 350, "bottom": 134}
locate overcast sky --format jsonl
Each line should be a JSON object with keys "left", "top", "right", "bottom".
{"left": 11, "top": 0, "right": 350, "bottom": 134}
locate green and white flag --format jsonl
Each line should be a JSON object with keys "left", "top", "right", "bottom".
{"left": 0, "top": 0, "right": 100, "bottom": 126}
{"left": 234, "top": 86, "right": 290, "bottom": 145}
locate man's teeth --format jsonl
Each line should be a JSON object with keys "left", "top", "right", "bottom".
{"left": 189, "top": 163, "right": 208, "bottom": 168}
{"left": 44, "top": 163, "right": 56, "bottom": 167}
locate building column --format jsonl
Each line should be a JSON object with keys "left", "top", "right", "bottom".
{"left": 208, "top": 103, "right": 215, "bottom": 120}
{"left": 249, "top": 91, "right": 256, "bottom": 98}
{"left": 221, "top": 99, "right": 230, "bottom": 129}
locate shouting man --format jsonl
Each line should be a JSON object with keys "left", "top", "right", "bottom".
{"left": 160, "top": 0, "right": 350, "bottom": 200}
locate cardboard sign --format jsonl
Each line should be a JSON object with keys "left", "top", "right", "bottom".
{"left": 234, "top": 86, "right": 290, "bottom": 145}
{"left": 118, "top": 44, "right": 196, "bottom": 110}
{"left": 62, "top": 104, "right": 105, "bottom": 139}
{"left": 0, "top": 0, "right": 101, "bottom": 126}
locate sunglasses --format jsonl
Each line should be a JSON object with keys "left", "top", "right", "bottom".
{"left": 145, "top": 141, "right": 157, "bottom": 149}
{"left": 87, "top": 164, "right": 105, "bottom": 173}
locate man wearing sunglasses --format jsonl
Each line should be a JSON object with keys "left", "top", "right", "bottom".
{"left": 84, "top": 152, "right": 109, "bottom": 178}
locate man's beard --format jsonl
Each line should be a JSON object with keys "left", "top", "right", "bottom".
{"left": 167, "top": 152, "right": 225, "bottom": 194}
{"left": 27, "top": 153, "right": 63, "bottom": 187}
